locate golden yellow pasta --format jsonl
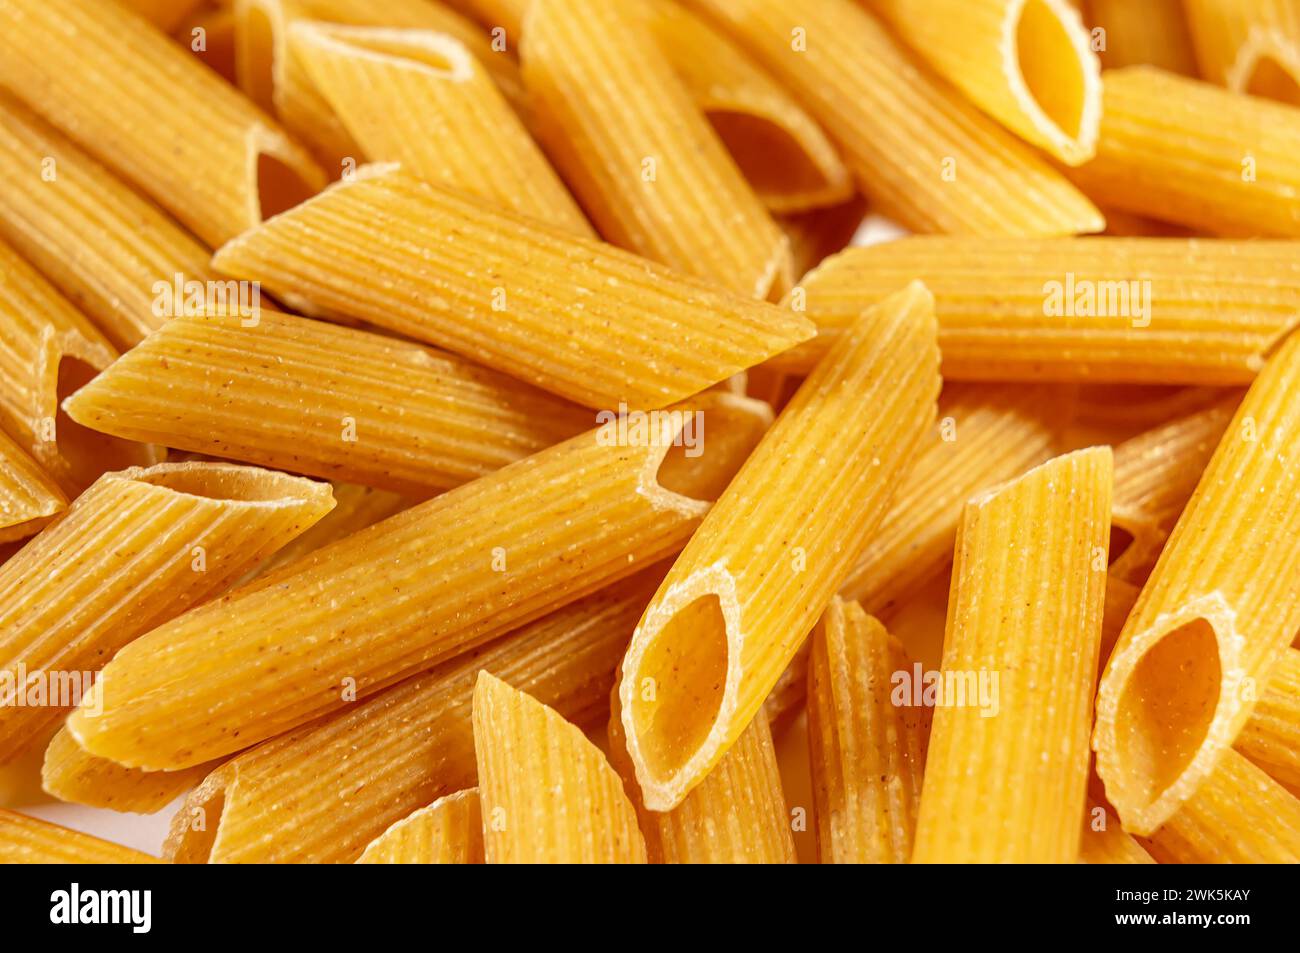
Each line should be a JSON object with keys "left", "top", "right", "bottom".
{"left": 0, "top": 809, "right": 159, "bottom": 864}
{"left": 619, "top": 282, "right": 940, "bottom": 811}
{"left": 0, "top": 462, "right": 333, "bottom": 764}
{"left": 1145, "top": 750, "right": 1300, "bottom": 863}
{"left": 473, "top": 671, "right": 646, "bottom": 863}
{"left": 649, "top": 0, "right": 852, "bottom": 215}
{"left": 807, "top": 598, "right": 930, "bottom": 864}
{"left": 0, "top": 0, "right": 325, "bottom": 248}
{"left": 608, "top": 683, "right": 795, "bottom": 864}
{"left": 682, "top": 0, "right": 1102, "bottom": 236}
{"left": 63, "top": 308, "right": 590, "bottom": 496}
{"left": 1183, "top": 0, "right": 1300, "bottom": 104}
{"left": 163, "top": 566, "right": 661, "bottom": 863}
{"left": 1070, "top": 67, "right": 1300, "bottom": 237}
{"left": 1094, "top": 331, "right": 1300, "bottom": 835}
{"left": 840, "top": 383, "right": 1057, "bottom": 613}
{"left": 0, "top": 238, "right": 158, "bottom": 495}
{"left": 0, "top": 429, "right": 65, "bottom": 545}
{"left": 180, "top": 4, "right": 240, "bottom": 84}
{"left": 1077, "top": 801, "right": 1156, "bottom": 864}
{"left": 523, "top": 0, "right": 789, "bottom": 299}
{"left": 775, "top": 237, "right": 1300, "bottom": 382}
{"left": 212, "top": 166, "right": 813, "bottom": 409}
{"left": 356, "top": 789, "right": 484, "bottom": 864}
{"left": 289, "top": 22, "right": 591, "bottom": 233}
{"left": 867, "top": 0, "right": 1102, "bottom": 165}
{"left": 1086, "top": 0, "right": 1198, "bottom": 75}
{"left": 1109, "top": 395, "right": 1238, "bottom": 585}
{"left": 1235, "top": 648, "right": 1300, "bottom": 794}
{"left": 40, "top": 728, "right": 218, "bottom": 815}
{"left": 69, "top": 394, "right": 768, "bottom": 771}
{"left": 912, "top": 448, "right": 1112, "bottom": 863}
{"left": 0, "top": 93, "right": 214, "bottom": 350}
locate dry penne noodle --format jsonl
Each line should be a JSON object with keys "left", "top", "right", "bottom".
{"left": 41, "top": 728, "right": 218, "bottom": 815}
{"left": 62, "top": 308, "right": 590, "bottom": 496}
{"left": 121, "top": 0, "right": 208, "bottom": 32}
{"left": 69, "top": 394, "right": 769, "bottom": 771}
{"left": 619, "top": 282, "right": 940, "bottom": 811}
{"left": 1070, "top": 67, "right": 1300, "bottom": 237}
{"left": 607, "top": 683, "right": 795, "bottom": 864}
{"left": 165, "top": 566, "right": 661, "bottom": 863}
{"left": 1144, "top": 749, "right": 1300, "bottom": 863}
{"left": 779, "top": 196, "right": 869, "bottom": 283}
{"left": 1109, "top": 396, "right": 1238, "bottom": 585}
{"left": 288, "top": 22, "right": 590, "bottom": 233}
{"left": 1183, "top": 0, "right": 1300, "bottom": 104}
{"left": 683, "top": 0, "right": 1102, "bottom": 236}
{"left": 1086, "top": 0, "right": 1198, "bottom": 75}
{"left": 807, "top": 598, "right": 930, "bottom": 864}
{"left": 523, "top": 0, "right": 790, "bottom": 299}
{"left": 649, "top": 1, "right": 852, "bottom": 215}
{"left": 0, "top": 238, "right": 158, "bottom": 495}
{"left": 233, "top": 0, "right": 524, "bottom": 170}
{"left": 1077, "top": 802, "right": 1157, "bottom": 864}
{"left": 213, "top": 166, "right": 813, "bottom": 409}
{"left": 0, "top": 93, "right": 214, "bottom": 350}
{"left": 473, "top": 671, "right": 646, "bottom": 863}
{"left": 912, "top": 448, "right": 1112, "bottom": 863}
{"left": 775, "top": 237, "right": 1300, "bottom": 382}
{"left": 840, "top": 383, "right": 1057, "bottom": 613}
{"left": 0, "top": 429, "right": 65, "bottom": 545}
{"left": 356, "top": 789, "right": 484, "bottom": 864}
{"left": 1235, "top": 648, "right": 1300, "bottom": 794}
{"left": 0, "top": 0, "right": 325, "bottom": 248}
{"left": 866, "top": 0, "right": 1102, "bottom": 165}
{"left": 0, "top": 462, "right": 334, "bottom": 764}
{"left": 1094, "top": 332, "right": 1300, "bottom": 835}
{"left": 0, "top": 808, "right": 159, "bottom": 864}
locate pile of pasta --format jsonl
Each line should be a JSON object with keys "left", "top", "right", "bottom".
{"left": 0, "top": 0, "right": 1298, "bottom": 865}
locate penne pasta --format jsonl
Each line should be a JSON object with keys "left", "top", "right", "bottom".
{"left": 212, "top": 165, "right": 814, "bottom": 410}
{"left": 1070, "top": 67, "right": 1300, "bottom": 237}
{"left": 1145, "top": 750, "right": 1300, "bottom": 863}
{"left": 0, "top": 809, "right": 159, "bottom": 864}
{"left": 288, "top": 22, "right": 591, "bottom": 234}
{"left": 682, "top": 0, "right": 1102, "bottom": 236}
{"left": 866, "top": 0, "right": 1102, "bottom": 165}
{"left": 840, "top": 383, "right": 1057, "bottom": 613}
{"left": 0, "top": 0, "right": 325, "bottom": 248}
{"left": 1235, "top": 648, "right": 1300, "bottom": 794}
{"left": 0, "top": 93, "right": 215, "bottom": 350}
{"left": 1094, "top": 331, "right": 1300, "bottom": 834}
{"left": 0, "top": 462, "right": 334, "bottom": 764}
{"left": 1086, "top": 0, "right": 1197, "bottom": 75}
{"left": 607, "top": 683, "right": 795, "bottom": 864}
{"left": 1109, "top": 396, "right": 1238, "bottom": 585}
{"left": 473, "top": 671, "right": 646, "bottom": 863}
{"left": 1077, "top": 801, "right": 1156, "bottom": 864}
{"left": 41, "top": 728, "right": 218, "bottom": 815}
{"left": 649, "top": 0, "right": 852, "bottom": 215}
{"left": 807, "top": 598, "right": 931, "bottom": 864}
{"left": 0, "top": 238, "right": 157, "bottom": 495}
{"left": 522, "top": 0, "right": 790, "bottom": 299}
{"left": 164, "top": 566, "right": 660, "bottom": 863}
{"left": 69, "top": 394, "right": 769, "bottom": 771}
{"left": 774, "top": 237, "right": 1300, "bottom": 383}
{"left": 0, "top": 428, "right": 65, "bottom": 545}
{"left": 62, "top": 308, "right": 590, "bottom": 496}
{"left": 356, "top": 789, "right": 484, "bottom": 864}
{"left": 1183, "top": 0, "right": 1300, "bottom": 104}
{"left": 912, "top": 448, "right": 1112, "bottom": 863}
{"left": 619, "top": 282, "right": 940, "bottom": 811}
